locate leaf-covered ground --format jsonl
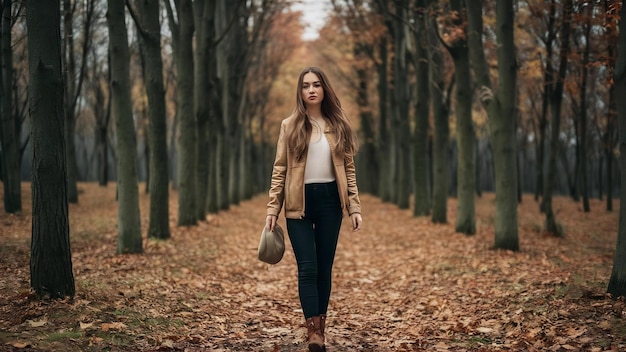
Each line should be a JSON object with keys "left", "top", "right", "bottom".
{"left": 1, "top": 183, "right": 625, "bottom": 351}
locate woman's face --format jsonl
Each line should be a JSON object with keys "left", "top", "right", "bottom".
{"left": 301, "top": 72, "right": 324, "bottom": 108}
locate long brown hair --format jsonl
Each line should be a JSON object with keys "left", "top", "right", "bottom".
{"left": 287, "top": 66, "right": 358, "bottom": 161}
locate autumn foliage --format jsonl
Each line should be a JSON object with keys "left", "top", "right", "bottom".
{"left": 0, "top": 182, "right": 625, "bottom": 351}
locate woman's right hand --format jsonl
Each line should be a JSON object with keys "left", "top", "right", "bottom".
{"left": 265, "top": 215, "right": 277, "bottom": 232}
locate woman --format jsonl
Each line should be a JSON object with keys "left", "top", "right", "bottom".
{"left": 266, "top": 66, "right": 363, "bottom": 351}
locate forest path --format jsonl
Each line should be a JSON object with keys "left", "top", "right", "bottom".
{"left": 0, "top": 183, "right": 624, "bottom": 351}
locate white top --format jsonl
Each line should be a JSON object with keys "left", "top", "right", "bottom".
{"left": 304, "top": 131, "right": 336, "bottom": 184}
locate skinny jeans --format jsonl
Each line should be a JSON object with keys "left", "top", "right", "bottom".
{"left": 286, "top": 181, "right": 343, "bottom": 319}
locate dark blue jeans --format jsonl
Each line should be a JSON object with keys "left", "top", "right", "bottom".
{"left": 287, "top": 181, "right": 343, "bottom": 319}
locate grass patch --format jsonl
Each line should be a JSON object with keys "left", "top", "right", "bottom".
{"left": 467, "top": 335, "right": 492, "bottom": 346}
{"left": 92, "top": 331, "right": 136, "bottom": 347}
{"left": 45, "top": 331, "right": 83, "bottom": 341}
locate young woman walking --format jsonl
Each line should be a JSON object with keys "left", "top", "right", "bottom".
{"left": 266, "top": 66, "right": 363, "bottom": 351}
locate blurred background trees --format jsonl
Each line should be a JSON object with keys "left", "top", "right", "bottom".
{"left": 0, "top": 0, "right": 624, "bottom": 251}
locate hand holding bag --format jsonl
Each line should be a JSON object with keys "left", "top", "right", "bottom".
{"left": 258, "top": 223, "right": 285, "bottom": 264}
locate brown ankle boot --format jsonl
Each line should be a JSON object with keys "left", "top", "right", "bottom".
{"left": 320, "top": 314, "right": 327, "bottom": 351}
{"left": 305, "top": 316, "right": 324, "bottom": 352}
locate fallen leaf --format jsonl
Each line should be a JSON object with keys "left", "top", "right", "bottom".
{"left": 10, "top": 341, "right": 32, "bottom": 348}
{"left": 101, "top": 322, "right": 127, "bottom": 331}
{"left": 79, "top": 322, "right": 94, "bottom": 330}
{"left": 27, "top": 319, "right": 47, "bottom": 327}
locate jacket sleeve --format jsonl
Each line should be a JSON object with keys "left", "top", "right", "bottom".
{"left": 345, "top": 152, "right": 361, "bottom": 215}
{"left": 267, "top": 120, "right": 287, "bottom": 216}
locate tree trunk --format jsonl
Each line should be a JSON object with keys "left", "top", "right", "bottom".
{"left": 168, "top": 0, "right": 197, "bottom": 226}
{"left": 536, "top": 0, "right": 556, "bottom": 205}
{"left": 63, "top": 0, "right": 78, "bottom": 203}
{"left": 27, "top": 0, "right": 75, "bottom": 298}
{"left": 429, "top": 10, "right": 448, "bottom": 224}
{"left": 377, "top": 36, "right": 392, "bottom": 201}
{"left": 206, "top": 42, "right": 222, "bottom": 214}
{"left": 578, "top": 7, "right": 590, "bottom": 212}
{"left": 544, "top": 0, "right": 572, "bottom": 237}
{"left": 107, "top": 0, "right": 142, "bottom": 254}
{"left": 445, "top": 0, "right": 475, "bottom": 234}
{"left": 355, "top": 43, "right": 378, "bottom": 195}
{"left": 393, "top": 0, "right": 411, "bottom": 209}
{"left": 94, "top": 61, "right": 110, "bottom": 187}
{"left": 605, "top": 0, "right": 618, "bottom": 212}
{"left": 412, "top": 0, "right": 430, "bottom": 216}
{"left": 467, "top": 0, "right": 519, "bottom": 250}
{"left": 1, "top": 0, "right": 21, "bottom": 213}
{"left": 193, "top": 0, "right": 213, "bottom": 220}
{"left": 607, "top": 1, "right": 626, "bottom": 298}
{"left": 133, "top": 0, "right": 170, "bottom": 239}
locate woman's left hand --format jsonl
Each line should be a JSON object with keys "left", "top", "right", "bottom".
{"left": 350, "top": 213, "right": 362, "bottom": 232}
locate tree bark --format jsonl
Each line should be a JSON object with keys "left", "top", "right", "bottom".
{"left": 412, "top": 0, "right": 430, "bottom": 217}
{"left": 167, "top": 0, "right": 197, "bottom": 226}
{"left": 132, "top": 0, "right": 170, "bottom": 239}
{"left": 206, "top": 15, "right": 222, "bottom": 215}
{"left": 578, "top": 7, "right": 591, "bottom": 212}
{"left": 355, "top": 43, "right": 378, "bottom": 195}
{"left": 429, "top": 10, "right": 448, "bottom": 224}
{"left": 1, "top": 0, "right": 21, "bottom": 213}
{"left": 193, "top": 0, "right": 212, "bottom": 220}
{"left": 604, "top": 0, "right": 618, "bottom": 212}
{"left": 607, "top": 1, "right": 626, "bottom": 298}
{"left": 27, "top": 0, "right": 75, "bottom": 298}
{"left": 448, "top": 0, "right": 475, "bottom": 234}
{"left": 467, "top": 0, "right": 519, "bottom": 250}
{"left": 392, "top": 0, "right": 411, "bottom": 209}
{"left": 62, "top": 0, "right": 78, "bottom": 203}
{"left": 537, "top": 0, "right": 556, "bottom": 205}
{"left": 544, "top": 0, "right": 572, "bottom": 237}
{"left": 107, "top": 0, "right": 142, "bottom": 254}
{"left": 378, "top": 36, "right": 392, "bottom": 201}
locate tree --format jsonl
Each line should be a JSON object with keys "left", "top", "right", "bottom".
{"left": 27, "top": 0, "right": 75, "bottom": 298}
{"left": 392, "top": 0, "right": 411, "bottom": 209}
{"left": 1, "top": 0, "right": 21, "bottom": 213}
{"left": 543, "top": 0, "right": 572, "bottom": 237}
{"left": 412, "top": 0, "right": 431, "bottom": 217}
{"left": 129, "top": 0, "right": 170, "bottom": 239}
{"left": 62, "top": 0, "right": 95, "bottom": 203}
{"left": 165, "top": 0, "right": 197, "bottom": 226}
{"left": 429, "top": 1, "right": 450, "bottom": 224}
{"left": 573, "top": 1, "right": 593, "bottom": 212}
{"left": 373, "top": 0, "right": 393, "bottom": 203}
{"left": 193, "top": 0, "right": 213, "bottom": 220}
{"left": 603, "top": 0, "right": 619, "bottom": 212}
{"left": 467, "top": 0, "right": 519, "bottom": 250}
{"left": 107, "top": 0, "right": 142, "bottom": 254}
{"left": 531, "top": 0, "right": 557, "bottom": 204}
{"left": 606, "top": 1, "right": 625, "bottom": 298}
{"left": 442, "top": 0, "right": 476, "bottom": 234}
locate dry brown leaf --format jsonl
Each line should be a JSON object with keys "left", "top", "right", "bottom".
{"left": 26, "top": 319, "right": 46, "bottom": 327}
{"left": 101, "top": 322, "right": 127, "bottom": 331}
{"left": 10, "top": 341, "right": 32, "bottom": 348}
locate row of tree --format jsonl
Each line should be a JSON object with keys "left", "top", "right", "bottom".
{"left": 5, "top": 0, "right": 299, "bottom": 298}
{"left": 3, "top": 0, "right": 626, "bottom": 298}
{"left": 314, "top": 0, "right": 623, "bottom": 247}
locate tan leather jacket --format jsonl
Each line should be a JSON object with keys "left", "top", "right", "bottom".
{"left": 267, "top": 116, "right": 361, "bottom": 219}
